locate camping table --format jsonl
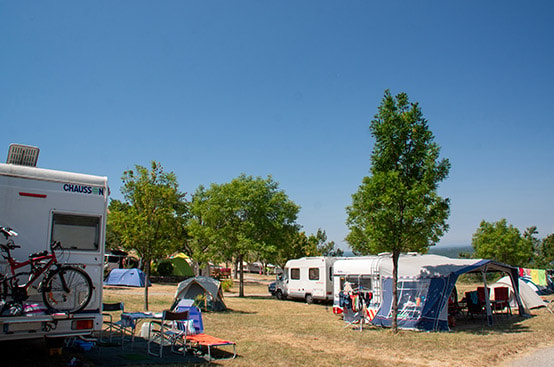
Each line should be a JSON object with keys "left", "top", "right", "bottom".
{"left": 120, "top": 312, "right": 163, "bottom": 349}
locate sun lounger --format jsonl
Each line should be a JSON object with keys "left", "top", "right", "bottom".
{"left": 173, "top": 301, "right": 236, "bottom": 361}
{"left": 186, "top": 333, "right": 236, "bottom": 361}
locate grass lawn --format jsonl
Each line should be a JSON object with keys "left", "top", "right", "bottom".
{"left": 103, "top": 274, "right": 554, "bottom": 367}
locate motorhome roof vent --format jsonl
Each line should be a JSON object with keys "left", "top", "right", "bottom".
{"left": 6, "top": 144, "right": 40, "bottom": 167}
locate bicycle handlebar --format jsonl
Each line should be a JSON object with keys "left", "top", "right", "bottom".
{"left": 50, "top": 241, "right": 62, "bottom": 251}
{"left": 0, "top": 226, "right": 18, "bottom": 239}
{"left": 0, "top": 241, "right": 20, "bottom": 252}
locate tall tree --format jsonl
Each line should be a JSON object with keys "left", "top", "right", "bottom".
{"left": 346, "top": 90, "right": 450, "bottom": 332}
{"left": 472, "top": 219, "right": 533, "bottom": 266}
{"left": 267, "top": 231, "right": 319, "bottom": 270}
{"left": 108, "top": 162, "right": 188, "bottom": 310}
{"left": 536, "top": 233, "right": 554, "bottom": 268}
{"left": 311, "top": 229, "right": 344, "bottom": 257}
{"left": 524, "top": 226, "right": 541, "bottom": 267}
{"left": 188, "top": 174, "right": 300, "bottom": 296}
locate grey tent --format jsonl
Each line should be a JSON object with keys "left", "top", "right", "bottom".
{"left": 174, "top": 276, "right": 226, "bottom": 311}
{"left": 491, "top": 276, "right": 546, "bottom": 312}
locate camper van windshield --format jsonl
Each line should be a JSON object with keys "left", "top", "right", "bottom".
{"left": 51, "top": 213, "right": 100, "bottom": 251}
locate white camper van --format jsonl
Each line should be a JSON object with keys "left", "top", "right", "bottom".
{"left": 274, "top": 257, "right": 336, "bottom": 303}
{"left": 0, "top": 144, "right": 108, "bottom": 342}
{"left": 332, "top": 256, "right": 386, "bottom": 314}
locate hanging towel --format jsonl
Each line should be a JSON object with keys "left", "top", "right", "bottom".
{"left": 530, "top": 269, "right": 548, "bottom": 286}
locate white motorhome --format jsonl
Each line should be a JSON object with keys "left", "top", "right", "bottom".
{"left": 274, "top": 257, "right": 336, "bottom": 303}
{"left": 0, "top": 145, "right": 108, "bottom": 342}
{"left": 332, "top": 256, "right": 387, "bottom": 314}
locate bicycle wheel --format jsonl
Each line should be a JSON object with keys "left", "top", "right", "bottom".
{"left": 42, "top": 266, "right": 93, "bottom": 313}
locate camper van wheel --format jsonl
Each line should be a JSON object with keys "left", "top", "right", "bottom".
{"left": 276, "top": 290, "right": 284, "bottom": 300}
{"left": 305, "top": 294, "right": 314, "bottom": 304}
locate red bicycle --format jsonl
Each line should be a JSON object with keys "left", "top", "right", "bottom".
{"left": 0, "top": 227, "right": 93, "bottom": 313}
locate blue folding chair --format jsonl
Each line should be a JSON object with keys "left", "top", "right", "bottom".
{"left": 174, "top": 300, "right": 204, "bottom": 334}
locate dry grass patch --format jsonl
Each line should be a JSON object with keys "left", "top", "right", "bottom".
{"left": 103, "top": 276, "right": 554, "bottom": 367}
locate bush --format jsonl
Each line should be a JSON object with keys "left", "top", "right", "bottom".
{"left": 157, "top": 261, "right": 174, "bottom": 276}
{"left": 221, "top": 279, "right": 233, "bottom": 292}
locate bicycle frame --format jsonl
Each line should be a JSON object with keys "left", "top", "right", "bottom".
{"left": 4, "top": 251, "right": 58, "bottom": 293}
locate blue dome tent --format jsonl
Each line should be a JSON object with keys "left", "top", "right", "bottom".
{"left": 104, "top": 268, "right": 151, "bottom": 287}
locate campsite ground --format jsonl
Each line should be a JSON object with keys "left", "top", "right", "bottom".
{"left": 2, "top": 274, "right": 552, "bottom": 366}
{"left": 98, "top": 274, "right": 554, "bottom": 367}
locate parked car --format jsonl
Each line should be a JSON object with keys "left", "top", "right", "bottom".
{"left": 268, "top": 281, "right": 276, "bottom": 295}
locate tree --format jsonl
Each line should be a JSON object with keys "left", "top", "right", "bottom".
{"left": 346, "top": 90, "right": 450, "bottom": 332}
{"left": 108, "top": 162, "right": 188, "bottom": 310}
{"left": 536, "top": 233, "right": 554, "bottom": 268}
{"left": 188, "top": 174, "right": 300, "bottom": 296}
{"left": 472, "top": 219, "right": 533, "bottom": 267}
{"left": 524, "top": 226, "right": 541, "bottom": 267}
{"left": 310, "top": 229, "right": 344, "bottom": 257}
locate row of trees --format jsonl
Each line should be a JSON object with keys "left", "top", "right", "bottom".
{"left": 471, "top": 219, "right": 554, "bottom": 268}
{"left": 108, "top": 90, "right": 551, "bottom": 334}
{"left": 107, "top": 164, "right": 342, "bottom": 307}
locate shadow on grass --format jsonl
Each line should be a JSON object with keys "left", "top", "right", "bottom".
{"left": 221, "top": 308, "right": 257, "bottom": 315}
{"left": 225, "top": 294, "right": 274, "bottom": 300}
{"left": 452, "top": 314, "right": 533, "bottom": 335}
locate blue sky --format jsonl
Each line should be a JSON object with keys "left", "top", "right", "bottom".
{"left": 1, "top": 1, "right": 553, "bottom": 250}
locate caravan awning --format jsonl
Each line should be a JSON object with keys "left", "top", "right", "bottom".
{"left": 372, "top": 254, "right": 523, "bottom": 331}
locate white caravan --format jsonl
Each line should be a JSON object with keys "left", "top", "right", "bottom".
{"left": 332, "top": 256, "right": 387, "bottom": 314}
{"left": 0, "top": 145, "right": 108, "bottom": 342}
{"left": 274, "top": 257, "right": 336, "bottom": 303}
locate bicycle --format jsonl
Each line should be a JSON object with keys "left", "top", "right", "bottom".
{"left": 0, "top": 226, "right": 93, "bottom": 313}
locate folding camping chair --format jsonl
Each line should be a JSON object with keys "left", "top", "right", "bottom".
{"left": 147, "top": 310, "right": 190, "bottom": 358}
{"left": 101, "top": 302, "right": 128, "bottom": 346}
{"left": 465, "top": 291, "right": 485, "bottom": 318}
{"left": 493, "top": 287, "right": 511, "bottom": 316}
{"left": 174, "top": 301, "right": 236, "bottom": 361}
{"left": 174, "top": 300, "right": 204, "bottom": 334}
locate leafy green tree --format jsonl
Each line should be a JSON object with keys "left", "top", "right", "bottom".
{"left": 523, "top": 226, "right": 541, "bottom": 267}
{"left": 108, "top": 162, "right": 188, "bottom": 310}
{"left": 471, "top": 219, "right": 533, "bottom": 266}
{"left": 188, "top": 174, "right": 300, "bottom": 296}
{"left": 310, "top": 229, "right": 344, "bottom": 257}
{"left": 536, "top": 233, "right": 554, "bottom": 268}
{"left": 346, "top": 90, "right": 450, "bottom": 332}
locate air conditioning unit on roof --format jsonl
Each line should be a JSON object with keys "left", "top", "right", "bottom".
{"left": 6, "top": 144, "right": 40, "bottom": 167}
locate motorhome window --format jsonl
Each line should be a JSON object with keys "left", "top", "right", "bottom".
{"left": 290, "top": 268, "right": 300, "bottom": 280}
{"left": 359, "top": 275, "right": 371, "bottom": 290}
{"left": 308, "top": 267, "right": 319, "bottom": 280}
{"left": 344, "top": 275, "right": 372, "bottom": 291}
{"left": 51, "top": 214, "right": 100, "bottom": 251}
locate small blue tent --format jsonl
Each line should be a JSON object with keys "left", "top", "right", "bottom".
{"left": 104, "top": 268, "right": 151, "bottom": 287}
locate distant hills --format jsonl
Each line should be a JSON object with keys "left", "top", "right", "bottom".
{"left": 428, "top": 244, "right": 474, "bottom": 259}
